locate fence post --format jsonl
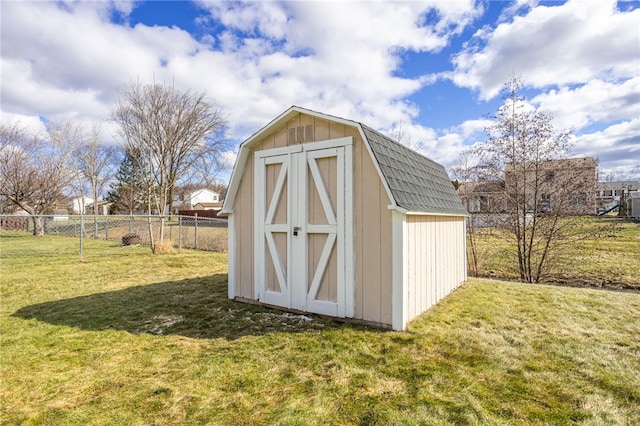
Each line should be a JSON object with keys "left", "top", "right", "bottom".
{"left": 194, "top": 213, "right": 198, "bottom": 250}
{"left": 79, "top": 214, "right": 84, "bottom": 260}
{"left": 105, "top": 216, "right": 109, "bottom": 241}
{"left": 178, "top": 215, "right": 183, "bottom": 250}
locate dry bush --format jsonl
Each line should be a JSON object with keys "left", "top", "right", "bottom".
{"left": 152, "top": 239, "right": 175, "bottom": 255}
{"left": 197, "top": 234, "right": 228, "bottom": 252}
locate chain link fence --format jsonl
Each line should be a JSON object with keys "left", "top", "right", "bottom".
{"left": 0, "top": 214, "right": 228, "bottom": 254}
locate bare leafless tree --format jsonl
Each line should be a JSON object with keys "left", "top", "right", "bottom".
{"left": 0, "top": 121, "right": 76, "bottom": 235}
{"left": 72, "top": 124, "right": 118, "bottom": 214}
{"left": 112, "top": 80, "right": 228, "bottom": 251}
{"left": 474, "top": 76, "right": 598, "bottom": 283}
{"left": 393, "top": 121, "right": 425, "bottom": 152}
{"left": 209, "top": 179, "right": 228, "bottom": 201}
{"left": 451, "top": 149, "right": 482, "bottom": 276}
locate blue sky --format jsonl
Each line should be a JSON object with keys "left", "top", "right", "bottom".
{"left": 1, "top": 0, "right": 639, "bottom": 181}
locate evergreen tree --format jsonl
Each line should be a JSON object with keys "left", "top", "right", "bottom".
{"left": 106, "top": 148, "right": 147, "bottom": 214}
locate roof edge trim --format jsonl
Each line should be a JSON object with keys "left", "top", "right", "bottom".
{"left": 388, "top": 205, "right": 468, "bottom": 217}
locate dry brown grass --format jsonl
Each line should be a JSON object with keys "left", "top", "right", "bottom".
{"left": 152, "top": 239, "right": 175, "bottom": 254}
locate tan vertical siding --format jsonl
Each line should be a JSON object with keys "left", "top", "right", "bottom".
{"left": 359, "top": 155, "right": 382, "bottom": 321}
{"left": 354, "top": 133, "right": 393, "bottom": 324}
{"left": 234, "top": 154, "right": 254, "bottom": 299}
{"left": 273, "top": 123, "right": 288, "bottom": 148}
{"left": 231, "top": 112, "right": 394, "bottom": 325}
{"left": 405, "top": 215, "right": 466, "bottom": 322}
{"left": 315, "top": 118, "right": 330, "bottom": 141}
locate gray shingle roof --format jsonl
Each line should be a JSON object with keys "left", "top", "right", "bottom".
{"left": 361, "top": 125, "right": 467, "bottom": 215}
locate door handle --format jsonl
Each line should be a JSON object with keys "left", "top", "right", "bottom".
{"left": 293, "top": 226, "right": 301, "bottom": 236}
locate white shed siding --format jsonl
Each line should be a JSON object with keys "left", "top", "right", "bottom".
{"left": 404, "top": 215, "right": 466, "bottom": 323}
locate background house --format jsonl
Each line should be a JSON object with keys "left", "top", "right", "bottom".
{"left": 193, "top": 202, "right": 222, "bottom": 211}
{"left": 595, "top": 181, "right": 639, "bottom": 214}
{"left": 457, "top": 180, "right": 506, "bottom": 213}
{"left": 459, "top": 157, "right": 597, "bottom": 216}
{"left": 220, "top": 106, "right": 467, "bottom": 331}
{"left": 84, "top": 201, "right": 113, "bottom": 215}
{"left": 193, "top": 202, "right": 223, "bottom": 211}
{"left": 173, "top": 188, "right": 220, "bottom": 214}
{"left": 70, "top": 196, "right": 93, "bottom": 214}
{"left": 505, "top": 157, "right": 597, "bottom": 215}
{"left": 630, "top": 192, "right": 640, "bottom": 219}
{"left": 178, "top": 201, "right": 225, "bottom": 218}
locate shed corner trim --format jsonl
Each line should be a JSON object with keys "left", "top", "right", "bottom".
{"left": 227, "top": 213, "right": 236, "bottom": 300}
{"left": 391, "top": 209, "right": 408, "bottom": 331}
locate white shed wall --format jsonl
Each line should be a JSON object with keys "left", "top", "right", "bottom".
{"left": 404, "top": 214, "right": 467, "bottom": 325}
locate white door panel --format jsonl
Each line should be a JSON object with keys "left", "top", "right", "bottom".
{"left": 254, "top": 140, "right": 353, "bottom": 317}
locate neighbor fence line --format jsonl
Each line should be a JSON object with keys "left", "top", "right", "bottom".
{"left": 0, "top": 214, "right": 228, "bottom": 254}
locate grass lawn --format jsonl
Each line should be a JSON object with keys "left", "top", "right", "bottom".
{"left": 1, "top": 231, "right": 639, "bottom": 425}
{"left": 471, "top": 216, "right": 640, "bottom": 289}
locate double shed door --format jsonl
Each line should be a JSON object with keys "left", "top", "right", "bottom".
{"left": 254, "top": 137, "right": 354, "bottom": 318}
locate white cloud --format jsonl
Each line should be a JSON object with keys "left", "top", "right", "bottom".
{"left": 425, "top": 118, "right": 493, "bottom": 168}
{"left": 1, "top": 1, "right": 202, "bottom": 120}
{"left": 573, "top": 118, "right": 640, "bottom": 177}
{"left": 451, "top": 0, "right": 639, "bottom": 100}
{"left": 0, "top": 112, "right": 47, "bottom": 137}
{"left": 188, "top": 0, "right": 483, "bottom": 133}
{"left": 457, "top": 118, "right": 494, "bottom": 139}
{"left": 1, "top": 0, "right": 481, "bottom": 147}
{"left": 196, "top": 1, "right": 290, "bottom": 41}
{"left": 2, "top": 0, "right": 635, "bottom": 183}
{"left": 220, "top": 150, "right": 238, "bottom": 171}
{"left": 1, "top": 58, "right": 109, "bottom": 122}
{"left": 532, "top": 77, "right": 640, "bottom": 131}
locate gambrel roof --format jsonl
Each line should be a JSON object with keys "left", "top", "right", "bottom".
{"left": 360, "top": 125, "right": 467, "bottom": 215}
{"left": 222, "top": 106, "right": 466, "bottom": 216}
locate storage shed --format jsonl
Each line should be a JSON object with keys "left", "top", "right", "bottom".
{"left": 220, "top": 106, "right": 467, "bottom": 330}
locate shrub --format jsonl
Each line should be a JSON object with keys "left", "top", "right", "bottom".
{"left": 152, "top": 239, "right": 174, "bottom": 254}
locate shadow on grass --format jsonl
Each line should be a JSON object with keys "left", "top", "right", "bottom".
{"left": 12, "top": 274, "right": 343, "bottom": 340}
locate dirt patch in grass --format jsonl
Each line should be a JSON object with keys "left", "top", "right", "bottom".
{"left": 10, "top": 274, "right": 334, "bottom": 340}
{"left": 545, "top": 276, "right": 640, "bottom": 292}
